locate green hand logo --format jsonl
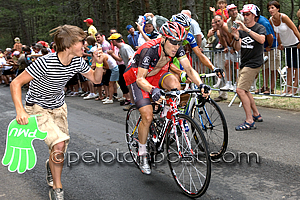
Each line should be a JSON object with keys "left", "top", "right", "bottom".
{"left": 2, "top": 115, "right": 47, "bottom": 174}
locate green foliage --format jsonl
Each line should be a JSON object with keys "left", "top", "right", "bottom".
{"left": 0, "top": 0, "right": 299, "bottom": 49}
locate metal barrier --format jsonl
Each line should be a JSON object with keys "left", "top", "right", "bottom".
{"left": 190, "top": 47, "right": 300, "bottom": 98}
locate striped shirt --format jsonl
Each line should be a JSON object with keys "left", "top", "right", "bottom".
{"left": 25, "top": 53, "right": 90, "bottom": 109}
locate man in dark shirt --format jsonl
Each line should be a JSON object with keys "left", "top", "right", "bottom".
{"left": 231, "top": 4, "right": 266, "bottom": 131}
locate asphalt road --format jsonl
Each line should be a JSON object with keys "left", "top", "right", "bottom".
{"left": 0, "top": 86, "right": 299, "bottom": 200}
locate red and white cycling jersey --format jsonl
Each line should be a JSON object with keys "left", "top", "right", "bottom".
{"left": 123, "top": 38, "right": 186, "bottom": 86}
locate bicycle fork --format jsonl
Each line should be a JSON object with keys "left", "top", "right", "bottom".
{"left": 173, "top": 116, "right": 194, "bottom": 157}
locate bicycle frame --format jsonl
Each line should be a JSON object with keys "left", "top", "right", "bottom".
{"left": 128, "top": 92, "right": 195, "bottom": 158}
{"left": 164, "top": 95, "right": 193, "bottom": 156}
{"left": 182, "top": 83, "right": 214, "bottom": 131}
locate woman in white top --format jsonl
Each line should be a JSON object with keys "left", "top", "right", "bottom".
{"left": 268, "top": 0, "right": 300, "bottom": 96}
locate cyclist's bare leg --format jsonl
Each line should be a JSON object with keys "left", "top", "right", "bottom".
{"left": 138, "top": 105, "right": 153, "bottom": 145}
{"left": 161, "top": 74, "right": 181, "bottom": 90}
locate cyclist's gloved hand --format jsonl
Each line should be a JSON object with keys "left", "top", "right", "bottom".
{"left": 199, "top": 83, "right": 211, "bottom": 94}
{"left": 150, "top": 87, "right": 163, "bottom": 102}
{"left": 213, "top": 68, "right": 224, "bottom": 77}
{"left": 180, "top": 71, "right": 188, "bottom": 83}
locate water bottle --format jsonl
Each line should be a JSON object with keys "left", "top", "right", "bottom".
{"left": 160, "top": 105, "right": 170, "bottom": 118}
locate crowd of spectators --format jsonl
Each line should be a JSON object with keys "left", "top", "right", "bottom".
{"left": 2, "top": 1, "right": 300, "bottom": 112}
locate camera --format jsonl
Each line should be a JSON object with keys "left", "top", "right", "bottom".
{"left": 232, "top": 21, "right": 239, "bottom": 29}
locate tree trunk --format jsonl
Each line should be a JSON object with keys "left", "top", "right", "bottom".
{"left": 116, "top": 0, "right": 120, "bottom": 31}
{"left": 93, "top": 0, "right": 100, "bottom": 31}
{"left": 100, "top": 0, "right": 109, "bottom": 34}
{"left": 144, "top": 0, "right": 150, "bottom": 13}
{"left": 16, "top": 5, "right": 30, "bottom": 46}
{"left": 291, "top": 0, "right": 294, "bottom": 20}
{"left": 186, "top": 0, "right": 196, "bottom": 19}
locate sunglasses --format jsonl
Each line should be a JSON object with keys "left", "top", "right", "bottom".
{"left": 167, "top": 38, "right": 183, "bottom": 46}
{"left": 110, "top": 32, "right": 116, "bottom": 34}
{"left": 79, "top": 39, "right": 85, "bottom": 45}
{"left": 243, "top": 12, "right": 251, "bottom": 16}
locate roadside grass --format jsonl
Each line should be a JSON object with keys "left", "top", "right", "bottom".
{"left": 210, "top": 91, "right": 300, "bottom": 111}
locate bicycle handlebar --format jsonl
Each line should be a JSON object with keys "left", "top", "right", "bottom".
{"left": 199, "top": 73, "right": 224, "bottom": 88}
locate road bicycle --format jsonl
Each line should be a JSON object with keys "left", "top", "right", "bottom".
{"left": 181, "top": 73, "right": 228, "bottom": 159}
{"left": 125, "top": 90, "right": 211, "bottom": 198}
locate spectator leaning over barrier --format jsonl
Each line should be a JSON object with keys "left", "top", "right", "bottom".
{"left": 206, "top": 18, "right": 228, "bottom": 102}
{"left": 84, "top": 18, "right": 97, "bottom": 39}
{"left": 231, "top": 4, "right": 266, "bottom": 131}
{"left": 268, "top": 1, "right": 300, "bottom": 96}
{"left": 254, "top": 6, "right": 280, "bottom": 95}
{"left": 214, "top": 15, "right": 235, "bottom": 91}
{"left": 10, "top": 24, "right": 104, "bottom": 199}
{"left": 126, "top": 25, "right": 139, "bottom": 51}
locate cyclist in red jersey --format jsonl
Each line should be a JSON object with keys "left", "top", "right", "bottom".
{"left": 124, "top": 21, "right": 211, "bottom": 175}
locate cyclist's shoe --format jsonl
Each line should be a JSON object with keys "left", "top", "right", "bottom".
{"left": 138, "top": 154, "right": 151, "bottom": 175}
{"left": 45, "top": 159, "right": 53, "bottom": 187}
{"left": 49, "top": 188, "right": 64, "bottom": 200}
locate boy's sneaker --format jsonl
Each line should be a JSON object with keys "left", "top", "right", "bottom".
{"left": 83, "top": 93, "right": 96, "bottom": 100}
{"left": 45, "top": 159, "right": 53, "bottom": 187}
{"left": 103, "top": 99, "right": 113, "bottom": 104}
{"left": 49, "top": 188, "right": 64, "bottom": 200}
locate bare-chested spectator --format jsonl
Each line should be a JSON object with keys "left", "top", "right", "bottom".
{"left": 214, "top": 15, "right": 236, "bottom": 91}
{"left": 13, "top": 37, "right": 22, "bottom": 52}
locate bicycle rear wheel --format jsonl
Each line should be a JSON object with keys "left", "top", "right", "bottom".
{"left": 167, "top": 114, "right": 211, "bottom": 198}
{"left": 125, "top": 105, "right": 140, "bottom": 167}
{"left": 191, "top": 98, "right": 228, "bottom": 159}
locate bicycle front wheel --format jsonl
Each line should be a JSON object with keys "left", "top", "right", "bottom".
{"left": 125, "top": 105, "right": 140, "bottom": 167}
{"left": 191, "top": 99, "right": 228, "bottom": 159}
{"left": 167, "top": 114, "right": 211, "bottom": 198}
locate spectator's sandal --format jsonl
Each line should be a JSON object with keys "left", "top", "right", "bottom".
{"left": 235, "top": 121, "right": 256, "bottom": 131}
{"left": 253, "top": 114, "right": 263, "bottom": 122}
